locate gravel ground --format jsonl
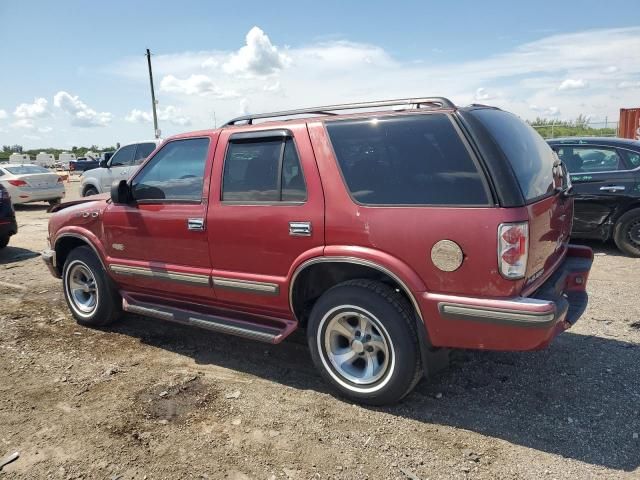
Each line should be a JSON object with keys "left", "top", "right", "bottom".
{"left": 0, "top": 181, "right": 638, "bottom": 479}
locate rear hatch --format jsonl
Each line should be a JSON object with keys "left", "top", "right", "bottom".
{"left": 465, "top": 108, "right": 573, "bottom": 292}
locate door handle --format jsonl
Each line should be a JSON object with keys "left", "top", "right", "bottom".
{"left": 188, "top": 218, "right": 205, "bottom": 231}
{"left": 599, "top": 185, "right": 625, "bottom": 193}
{"left": 289, "top": 221, "right": 312, "bottom": 236}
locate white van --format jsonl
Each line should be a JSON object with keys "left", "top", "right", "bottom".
{"left": 9, "top": 153, "right": 31, "bottom": 164}
{"left": 35, "top": 152, "right": 55, "bottom": 168}
{"left": 57, "top": 153, "right": 76, "bottom": 169}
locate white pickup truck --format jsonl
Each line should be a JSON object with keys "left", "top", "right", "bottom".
{"left": 80, "top": 140, "right": 161, "bottom": 196}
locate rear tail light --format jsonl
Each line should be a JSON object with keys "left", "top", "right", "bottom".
{"left": 8, "top": 179, "right": 27, "bottom": 187}
{"left": 498, "top": 222, "right": 529, "bottom": 279}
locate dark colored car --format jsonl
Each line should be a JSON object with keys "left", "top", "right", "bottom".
{"left": 69, "top": 157, "right": 101, "bottom": 172}
{"left": 43, "top": 97, "right": 592, "bottom": 405}
{"left": 0, "top": 183, "right": 17, "bottom": 249}
{"left": 548, "top": 137, "right": 640, "bottom": 256}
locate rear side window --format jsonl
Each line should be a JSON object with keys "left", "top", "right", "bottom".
{"left": 325, "top": 114, "right": 488, "bottom": 205}
{"left": 470, "top": 109, "right": 556, "bottom": 201}
{"left": 222, "top": 137, "right": 307, "bottom": 202}
{"left": 620, "top": 149, "right": 640, "bottom": 168}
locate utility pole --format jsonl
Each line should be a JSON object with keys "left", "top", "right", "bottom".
{"left": 146, "top": 48, "right": 160, "bottom": 139}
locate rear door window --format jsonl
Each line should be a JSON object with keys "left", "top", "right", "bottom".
{"left": 470, "top": 109, "right": 556, "bottom": 202}
{"left": 325, "top": 114, "right": 489, "bottom": 205}
{"left": 555, "top": 146, "right": 625, "bottom": 173}
{"left": 222, "top": 136, "right": 307, "bottom": 202}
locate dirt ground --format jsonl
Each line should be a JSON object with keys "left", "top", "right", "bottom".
{"left": 1, "top": 179, "right": 639, "bottom": 479}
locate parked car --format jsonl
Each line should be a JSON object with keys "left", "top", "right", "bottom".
{"left": 548, "top": 137, "right": 640, "bottom": 256}
{"left": 69, "top": 157, "right": 101, "bottom": 172}
{"left": 0, "top": 164, "right": 65, "bottom": 205}
{"left": 0, "top": 184, "right": 17, "bottom": 249}
{"left": 80, "top": 141, "right": 160, "bottom": 196}
{"left": 43, "top": 97, "right": 593, "bottom": 405}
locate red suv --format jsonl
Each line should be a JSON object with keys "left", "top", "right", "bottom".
{"left": 43, "top": 97, "right": 593, "bottom": 405}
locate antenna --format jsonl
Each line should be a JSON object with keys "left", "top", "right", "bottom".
{"left": 146, "top": 48, "right": 160, "bottom": 138}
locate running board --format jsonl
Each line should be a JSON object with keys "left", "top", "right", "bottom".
{"left": 121, "top": 295, "right": 296, "bottom": 344}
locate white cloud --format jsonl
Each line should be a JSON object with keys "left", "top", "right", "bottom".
{"left": 53, "top": 91, "right": 112, "bottom": 127}
{"left": 160, "top": 74, "right": 238, "bottom": 98}
{"left": 530, "top": 105, "right": 560, "bottom": 117}
{"left": 238, "top": 98, "right": 250, "bottom": 116}
{"left": 14, "top": 98, "right": 49, "bottom": 119}
{"left": 475, "top": 88, "right": 492, "bottom": 101}
{"left": 38, "top": 126, "right": 53, "bottom": 133}
{"left": 558, "top": 78, "right": 588, "bottom": 90}
{"left": 102, "top": 26, "right": 640, "bottom": 137}
{"left": 125, "top": 109, "right": 152, "bottom": 123}
{"left": 618, "top": 80, "right": 640, "bottom": 89}
{"left": 222, "top": 26, "right": 291, "bottom": 77}
{"left": 0, "top": 109, "right": 7, "bottom": 120}
{"left": 11, "top": 119, "right": 35, "bottom": 129}
{"left": 125, "top": 105, "right": 191, "bottom": 126}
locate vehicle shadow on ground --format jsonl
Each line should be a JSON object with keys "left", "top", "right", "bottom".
{"left": 111, "top": 315, "right": 639, "bottom": 472}
{"left": 0, "top": 246, "right": 39, "bottom": 265}
{"left": 572, "top": 239, "right": 627, "bottom": 258}
{"left": 13, "top": 203, "right": 51, "bottom": 212}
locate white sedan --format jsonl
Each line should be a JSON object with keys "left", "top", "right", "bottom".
{"left": 0, "top": 164, "right": 65, "bottom": 205}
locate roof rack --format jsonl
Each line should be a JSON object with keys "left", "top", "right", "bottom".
{"left": 223, "top": 96, "right": 455, "bottom": 126}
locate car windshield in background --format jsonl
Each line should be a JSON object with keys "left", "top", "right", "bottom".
{"left": 470, "top": 108, "right": 556, "bottom": 202}
{"left": 6, "top": 165, "right": 51, "bottom": 175}
{"left": 326, "top": 114, "right": 489, "bottom": 206}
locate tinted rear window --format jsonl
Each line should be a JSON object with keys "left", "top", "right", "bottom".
{"left": 6, "top": 165, "right": 50, "bottom": 174}
{"left": 470, "top": 109, "right": 556, "bottom": 201}
{"left": 326, "top": 114, "right": 488, "bottom": 205}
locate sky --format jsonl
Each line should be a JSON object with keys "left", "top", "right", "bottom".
{"left": 1, "top": 0, "right": 639, "bottom": 150}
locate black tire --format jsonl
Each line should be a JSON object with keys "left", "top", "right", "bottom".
{"left": 307, "top": 279, "right": 423, "bottom": 405}
{"left": 62, "top": 246, "right": 121, "bottom": 326}
{"left": 613, "top": 209, "right": 640, "bottom": 257}
{"left": 48, "top": 198, "right": 61, "bottom": 207}
{"left": 83, "top": 186, "right": 99, "bottom": 197}
{"left": 0, "top": 236, "right": 9, "bottom": 249}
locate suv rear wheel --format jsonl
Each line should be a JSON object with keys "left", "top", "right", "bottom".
{"left": 0, "top": 236, "right": 9, "bottom": 249}
{"left": 307, "top": 279, "right": 422, "bottom": 405}
{"left": 62, "top": 246, "right": 121, "bottom": 326}
{"left": 613, "top": 209, "right": 640, "bottom": 257}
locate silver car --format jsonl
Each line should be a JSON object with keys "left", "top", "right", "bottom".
{"left": 0, "top": 164, "right": 65, "bottom": 205}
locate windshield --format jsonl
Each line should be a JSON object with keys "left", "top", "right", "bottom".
{"left": 6, "top": 165, "right": 51, "bottom": 175}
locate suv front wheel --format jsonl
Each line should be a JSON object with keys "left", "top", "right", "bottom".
{"left": 62, "top": 246, "right": 121, "bottom": 326}
{"left": 307, "top": 279, "right": 423, "bottom": 405}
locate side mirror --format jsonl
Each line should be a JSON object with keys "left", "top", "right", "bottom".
{"left": 111, "top": 179, "right": 132, "bottom": 204}
{"left": 99, "top": 159, "right": 109, "bottom": 168}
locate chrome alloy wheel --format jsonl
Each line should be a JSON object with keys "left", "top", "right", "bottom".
{"left": 65, "top": 261, "right": 99, "bottom": 317}
{"left": 321, "top": 307, "right": 392, "bottom": 386}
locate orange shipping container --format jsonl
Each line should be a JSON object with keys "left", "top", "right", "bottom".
{"left": 619, "top": 108, "right": 640, "bottom": 140}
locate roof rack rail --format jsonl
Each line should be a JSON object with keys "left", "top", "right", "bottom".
{"left": 223, "top": 96, "right": 455, "bottom": 126}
